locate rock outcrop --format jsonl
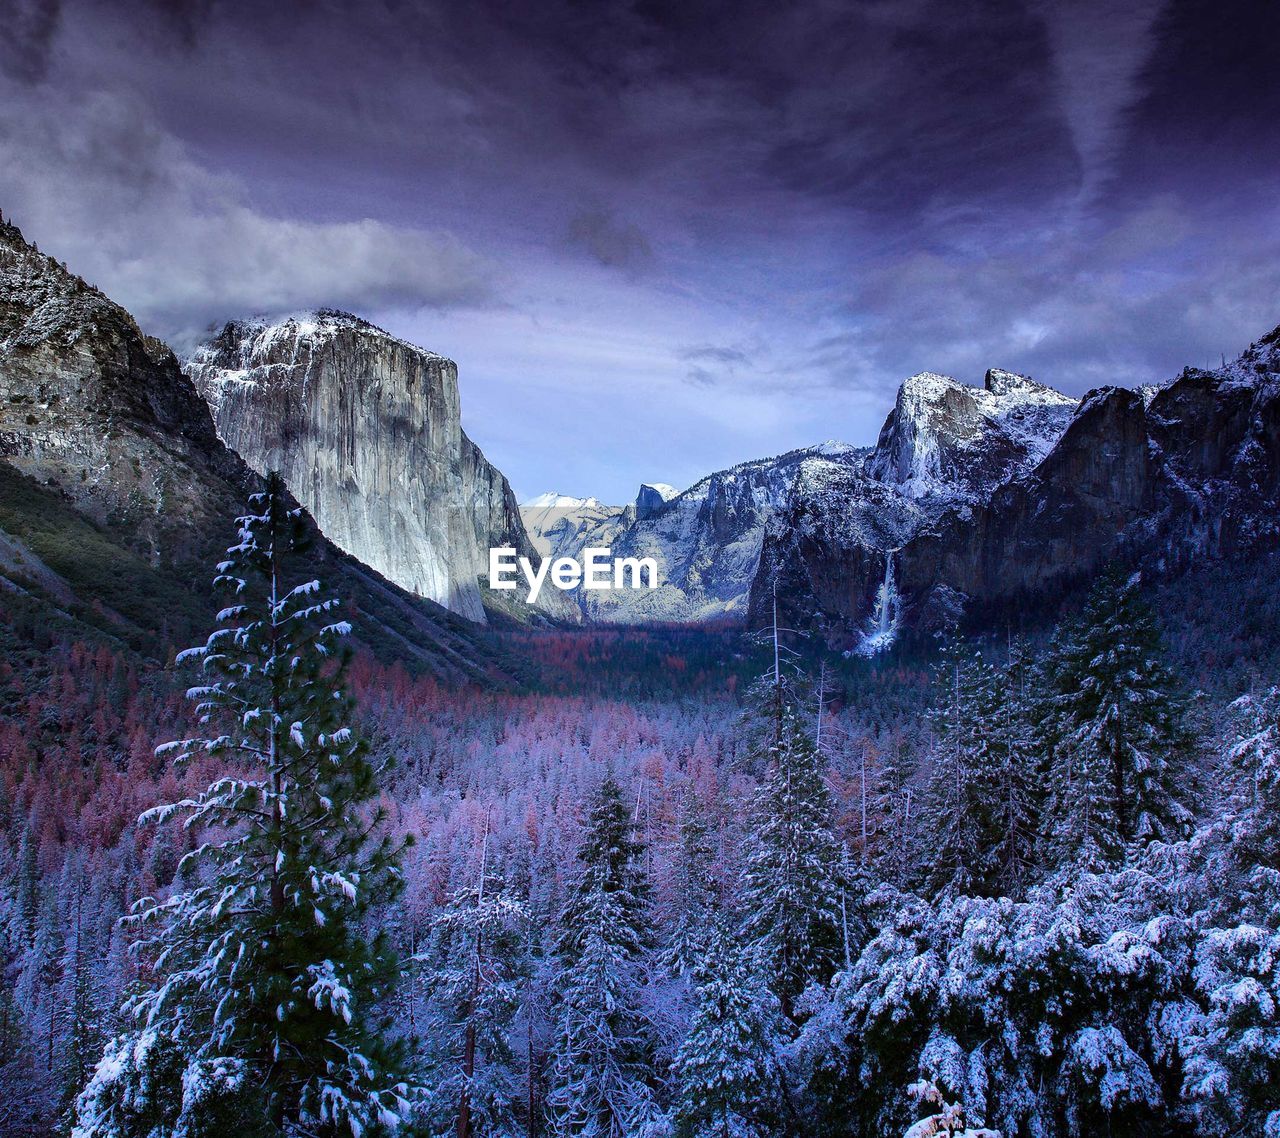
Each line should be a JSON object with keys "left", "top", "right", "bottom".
{"left": 187, "top": 312, "right": 548, "bottom": 623}
{"left": 0, "top": 215, "right": 243, "bottom": 557}
{"left": 0, "top": 216, "right": 520, "bottom": 682}
{"left": 758, "top": 329, "right": 1280, "bottom": 642}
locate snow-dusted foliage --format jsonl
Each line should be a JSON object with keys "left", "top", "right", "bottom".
{"left": 417, "top": 837, "right": 530, "bottom": 1138}
{"left": 794, "top": 868, "right": 1191, "bottom": 1137}
{"left": 546, "top": 776, "right": 658, "bottom": 1137}
{"left": 672, "top": 923, "right": 784, "bottom": 1138}
{"left": 919, "top": 641, "right": 1038, "bottom": 898}
{"left": 739, "top": 703, "right": 847, "bottom": 1021}
{"left": 1039, "top": 568, "right": 1193, "bottom": 869}
{"left": 3, "top": 536, "right": 1274, "bottom": 1138}
{"left": 71, "top": 474, "right": 416, "bottom": 1138}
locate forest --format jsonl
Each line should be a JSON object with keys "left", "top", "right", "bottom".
{"left": 1, "top": 479, "right": 1278, "bottom": 1138}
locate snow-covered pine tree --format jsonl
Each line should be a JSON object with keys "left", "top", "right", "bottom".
{"left": 920, "top": 642, "right": 1003, "bottom": 897}
{"left": 672, "top": 921, "right": 784, "bottom": 1138}
{"left": 1219, "top": 687, "right": 1280, "bottom": 918}
{"left": 72, "top": 473, "right": 416, "bottom": 1138}
{"left": 739, "top": 703, "right": 845, "bottom": 1022}
{"left": 420, "top": 815, "right": 530, "bottom": 1138}
{"left": 662, "top": 783, "right": 717, "bottom": 979}
{"left": 1177, "top": 689, "right": 1280, "bottom": 1135}
{"left": 1039, "top": 567, "right": 1192, "bottom": 871}
{"left": 546, "top": 775, "right": 656, "bottom": 1136}
{"left": 987, "top": 637, "right": 1040, "bottom": 897}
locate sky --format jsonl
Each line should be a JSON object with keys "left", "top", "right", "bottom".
{"left": 1, "top": 0, "right": 1278, "bottom": 503}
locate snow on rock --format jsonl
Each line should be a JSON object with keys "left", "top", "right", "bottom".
{"left": 187, "top": 311, "right": 558, "bottom": 623}
{"left": 520, "top": 492, "right": 623, "bottom": 559}
{"left": 868, "top": 368, "right": 1077, "bottom": 506}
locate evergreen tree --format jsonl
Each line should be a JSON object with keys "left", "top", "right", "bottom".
{"left": 1039, "top": 568, "right": 1192, "bottom": 870}
{"left": 662, "top": 784, "right": 717, "bottom": 978}
{"left": 739, "top": 704, "right": 844, "bottom": 1021}
{"left": 546, "top": 776, "right": 655, "bottom": 1136}
{"left": 920, "top": 642, "right": 1000, "bottom": 897}
{"left": 421, "top": 827, "right": 530, "bottom": 1138}
{"left": 987, "top": 638, "right": 1040, "bottom": 896}
{"left": 672, "top": 922, "right": 783, "bottom": 1138}
{"left": 72, "top": 474, "right": 416, "bottom": 1138}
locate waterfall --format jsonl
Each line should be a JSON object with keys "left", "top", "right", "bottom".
{"left": 854, "top": 550, "right": 901, "bottom": 656}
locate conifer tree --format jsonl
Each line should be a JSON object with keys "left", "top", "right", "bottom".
{"left": 421, "top": 820, "right": 530, "bottom": 1138}
{"left": 546, "top": 776, "right": 655, "bottom": 1136}
{"left": 663, "top": 784, "right": 717, "bottom": 978}
{"left": 1039, "top": 568, "right": 1192, "bottom": 870}
{"left": 739, "top": 704, "right": 845, "bottom": 1022}
{"left": 72, "top": 473, "right": 416, "bottom": 1138}
{"left": 920, "top": 642, "right": 999, "bottom": 896}
{"left": 988, "top": 638, "right": 1040, "bottom": 895}
{"left": 672, "top": 922, "right": 783, "bottom": 1138}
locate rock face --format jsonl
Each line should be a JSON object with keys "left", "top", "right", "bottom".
{"left": 0, "top": 215, "right": 245, "bottom": 557}
{"left": 867, "top": 369, "right": 1077, "bottom": 502}
{"left": 187, "top": 313, "right": 545, "bottom": 624}
{"left": 0, "top": 217, "right": 520, "bottom": 682}
{"left": 759, "top": 330, "right": 1280, "bottom": 643}
{"left": 520, "top": 493, "right": 620, "bottom": 559}
{"left": 526, "top": 364, "right": 1078, "bottom": 629}
{"left": 0, "top": 215, "right": 244, "bottom": 552}
{"left": 552, "top": 446, "right": 868, "bottom": 623}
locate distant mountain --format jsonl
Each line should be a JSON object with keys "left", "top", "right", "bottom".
{"left": 542, "top": 367, "right": 1080, "bottom": 633}
{"left": 761, "top": 333, "right": 1280, "bottom": 648}
{"left": 0, "top": 217, "right": 522, "bottom": 682}
{"left": 520, "top": 492, "right": 621, "bottom": 559}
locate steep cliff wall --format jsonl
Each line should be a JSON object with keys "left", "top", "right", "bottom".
{"left": 187, "top": 312, "right": 547, "bottom": 623}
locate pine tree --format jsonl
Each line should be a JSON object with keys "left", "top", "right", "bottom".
{"left": 920, "top": 642, "right": 1000, "bottom": 897}
{"left": 662, "top": 784, "right": 717, "bottom": 978}
{"left": 421, "top": 815, "right": 530, "bottom": 1138}
{"left": 72, "top": 474, "right": 417, "bottom": 1138}
{"left": 987, "top": 638, "right": 1040, "bottom": 896}
{"left": 546, "top": 776, "right": 655, "bottom": 1136}
{"left": 672, "top": 922, "right": 783, "bottom": 1138}
{"left": 739, "top": 704, "right": 845, "bottom": 1022}
{"left": 1039, "top": 568, "right": 1192, "bottom": 870}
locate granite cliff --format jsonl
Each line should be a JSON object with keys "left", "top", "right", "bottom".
{"left": 187, "top": 312, "right": 552, "bottom": 623}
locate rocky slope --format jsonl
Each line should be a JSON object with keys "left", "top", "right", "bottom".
{"left": 520, "top": 492, "right": 621, "bottom": 559}
{"left": 760, "top": 330, "right": 1280, "bottom": 646}
{"left": 187, "top": 313, "right": 556, "bottom": 624}
{"left": 0, "top": 216, "right": 521, "bottom": 682}
{"left": 0, "top": 215, "right": 243, "bottom": 555}
{"left": 553, "top": 368, "right": 1078, "bottom": 630}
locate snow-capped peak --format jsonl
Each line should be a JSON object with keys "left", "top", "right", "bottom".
{"left": 868, "top": 368, "right": 1078, "bottom": 501}
{"left": 521, "top": 491, "right": 604, "bottom": 509}
{"left": 640, "top": 483, "right": 679, "bottom": 501}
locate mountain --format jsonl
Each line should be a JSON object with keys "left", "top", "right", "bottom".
{"left": 543, "top": 368, "right": 1078, "bottom": 630}
{"left": 554, "top": 445, "right": 866, "bottom": 622}
{"left": 866, "top": 368, "right": 1077, "bottom": 503}
{"left": 0, "top": 215, "right": 522, "bottom": 682}
{"left": 186, "top": 312, "right": 555, "bottom": 624}
{"left": 760, "top": 331, "right": 1280, "bottom": 646}
{"left": 520, "top": 492, "right": 621, "bottom": 559}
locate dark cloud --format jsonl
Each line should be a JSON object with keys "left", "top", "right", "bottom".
{"left": 1, "top": 0, "right": 1277, "bottom": 496}
{"left": 679, "top": 344, "right": 752, "bottom": 387}
{"left": 567, "top": 210, "right": 653, "bottom": 273}
{"left": 0, "top": 0, "right": 62, "bottom": 83}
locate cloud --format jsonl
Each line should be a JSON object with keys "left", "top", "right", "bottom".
{"left": 678, "top": 343, "right": 753, "bottom": 387}
{"left": 0, "top": 81, "right": 496, "bottom": 345}
{"left": 1033, "top": 0, "right": 1167, "bottom": 199}
{"left": 0, "top": 0, "right": 62, "bottom": 83}
{"left": 831, "top": 196, "right": 1280, "bottom": 394}
{"left": 566, "top": 210, "right": 654, "bottom": 274}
